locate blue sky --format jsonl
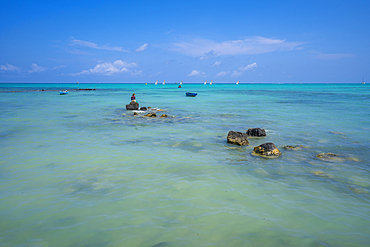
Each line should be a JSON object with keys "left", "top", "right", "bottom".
{"left": 0, "top": 0, "right": 369, "bottom": 83}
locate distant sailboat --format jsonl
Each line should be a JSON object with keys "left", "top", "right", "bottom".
{"left": 362, "top": 78, "right": 365, "bottom": 84}
{"left": 163, "top": 80, "right": 165, "bottom": 85}
{"left": 155, "top": 80, "right": 158, "bottom": 85}
{"left": 236, "top": 81, "right": 239, "bottom": 85}
{"left": 210, "top": 80, "right": 213, "bottom": 85}
{"left": 180, "top": 80, "right": 183, "bottom": 85}
{"left": 204, "top": 80, "right": 207, "bottom": 85}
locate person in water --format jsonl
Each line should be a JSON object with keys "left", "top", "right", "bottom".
{"left": 131, "top": 93, "right": 136, "bottom": 102}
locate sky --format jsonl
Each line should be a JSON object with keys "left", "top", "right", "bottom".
{"left": 0, "top": 0, "right": 369, "bottom": 83}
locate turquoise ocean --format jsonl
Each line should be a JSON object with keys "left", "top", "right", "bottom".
{"left": 1, "top": 83, "right": 369, "bottom": 247}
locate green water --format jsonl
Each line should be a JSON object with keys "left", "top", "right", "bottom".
{"left": 0, "top": 83, "right": 369, "bottom": 246}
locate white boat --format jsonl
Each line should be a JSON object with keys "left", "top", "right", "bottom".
{"left": 210, "top": 80, "right": 213, "bottom": 85}
{"left": 180, "top": 80, "right": 183, "bottom": 85}
{"left": 163, "top": 80, "right": 165, "bottom": 85}
{"left": 155, "top": 80, "right": 158, "bottom": 85}
{"left": 204, "top": 80, "right": 207, "bottom": 85}
{"left": 236, "top": 81, "right": 239, "bottom": 85}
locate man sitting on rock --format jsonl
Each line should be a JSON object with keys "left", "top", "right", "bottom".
{"left": 131, "top": 93, "right": 136, "bottom": 102}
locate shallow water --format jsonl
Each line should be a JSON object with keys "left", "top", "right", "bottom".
{"left": 1, "top": 83, "right": 370, "bottom": 246}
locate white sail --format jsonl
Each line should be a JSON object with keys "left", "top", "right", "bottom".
{"left": 155, "top": 80, "right": 158, "bottom": 85}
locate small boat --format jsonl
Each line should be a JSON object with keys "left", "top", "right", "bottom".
{"left": 236, "top": 81, "right": 239, "bottom": 85}
{"left": 204, "top": 80, "right": 207, "bottom": 85}
{"left": 210, "top": 80, "right": 213, "bottom": 85}
{"left": 362, "top": 78, "right": 365, "bottom": 84}
{"left": 163, "top": 80, "right": 165, "bottom": 85}
{"left": 155, "top": 80, "right": 158, "bottom": 85}
{"left": 59, "top": 90, "right": 68, "bottom": 95}
{"left": 186, "top": 92, "right": 197, "bottom": 97}
{"left": 180, "top": 80, "right": 183, "bottom": 85}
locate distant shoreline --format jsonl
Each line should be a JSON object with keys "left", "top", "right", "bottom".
{"left": 0, "top": 82, "right": 364, "bottom": 84}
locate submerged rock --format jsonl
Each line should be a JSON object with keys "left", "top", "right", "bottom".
{"left": 144, "top": 113, "right": 156, "bottom": 117}
{"left": 284, "top": 145, "right": 306, "bottom": 150}
{"left": 126, "top": 101, "right": 139, "bottom": 110}
{"left": 139, "top": 107, "right": 147, "bottom": 111}
{"left": 151, "top": 242, "right": 169, "bottom": 247}
{"left": 311, "top": 170, "right": 333, "bottom": 179}
{"left": 227, "top": 131, "right": 249, "bottom": 146}
{"left": 346, "top": 185, "right": 370, "bottom": 195}
{"left": 330, "top": 131, "right": 345, "bottom": 135}
{"left": 160, "top": 114, "right": 168, "bottom": 118}
{"left": 246, "top": 128, "right": 266, "bottom": 137}
{"left": 316, "top": 153, "right": 344, "bottom": 161}
{"left": 252, "top": 142, "right": 281, "bottom": 157}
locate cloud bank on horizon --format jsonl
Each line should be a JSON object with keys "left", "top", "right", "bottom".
{"left": 0, "top": 0, "right": 368, "bottom": 82}
{"left": 171, "top": 37, "right": 304, "bottom": 58}
{"left": 70, "top": 60, "right": 141, "bottom": 76}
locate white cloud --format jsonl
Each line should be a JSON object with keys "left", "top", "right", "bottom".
{"left": 70, "top": 38, "right": 128, "bottom": 52}
{"left": 187, "top": 70, "right": 204, "bottom": 77}
{"left": 199, "top": 50, "right": 216, "bottom": 60}
{"left": 216, "top": 71, "right": 229, "bottom": 77}
{"left": 52, "top": 65, "right": 66, "bottom": 70}
{"left": 231, "top": 71, "right": 242, "bottom": 77}
{"left": 171, "top": 36, "right": 305, "bottom": 59}
{"left": 238, "top": 62, "right": 258, "bottom": 71}
{"left": 28, "top": 63, "right": 47, "bottom": 73}
{"left": 135, "top": 43, "right": 149, "bottom": 52}
{"left": 0, "top": 63, "right": 20, "bottom": 71}
{"left": 232, "top": 62, "right": 257, "bottom": 77}
{"left": 211, "top": 61, "right": 222, "bottom": 67}
{"left": 70, "top": 60, "right": 138, "bottom": 76}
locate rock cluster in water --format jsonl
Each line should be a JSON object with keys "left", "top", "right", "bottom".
{"left": 227, "top": 128, "right": 282, "bottom": 158}
{"left": 128, "top": 105, "right": 168, "bottom": 118}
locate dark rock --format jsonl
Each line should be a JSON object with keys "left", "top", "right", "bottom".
{"left": 126, "top": 101, "right": 139, "bottom": 110}
{"left": 253, "top": 142, "right": 281, "bottom": 157}
{"left": 77, "top": 88, "right": 96, "bottom": 91}
{"left": 227, "top": 131, "right": 249, "bottom": 146}
{"left": 133, "top": 112, "right": 138, "bottom": 116}
{"left": 144, "top": 113, "right": 156, "bottom": 117}
{"left": 140, "top": 107, "right": 147, "bottom": 111}
{"left": 160, "top": 114, "right": 168, "bottom": 118}
{"left": 246, "top": 128, "right": 266, "bottom": 137}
